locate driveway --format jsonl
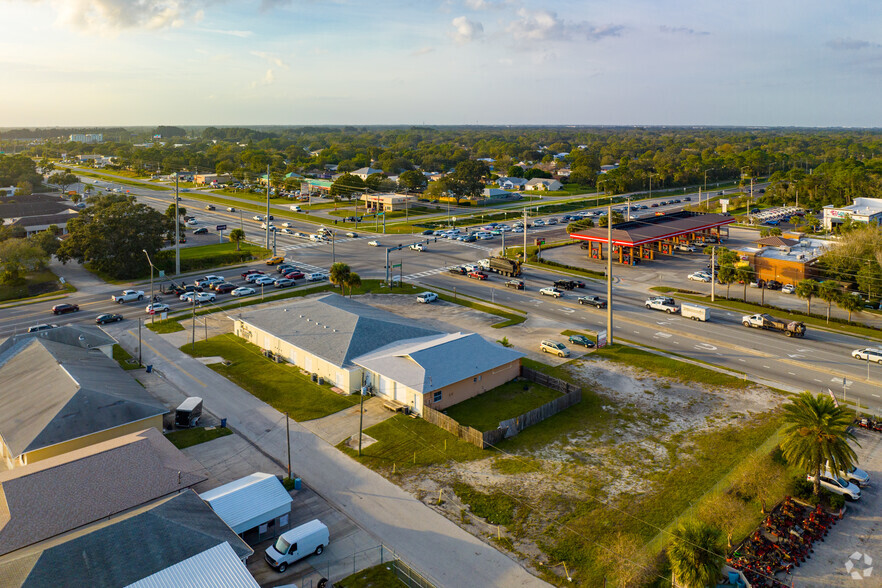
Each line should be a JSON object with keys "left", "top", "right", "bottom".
{"left": 300, "top": 396, "right": 396, "bottom": 446}
{"left": 106, "top": 322, "right": 549, "bottom": 588}
{"left": 791, "top": 428, "right": 882, "bottom": 587}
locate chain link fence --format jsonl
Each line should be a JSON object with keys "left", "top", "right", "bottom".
{"left": 281, "top": 544, "right": 438, "bottom": 588}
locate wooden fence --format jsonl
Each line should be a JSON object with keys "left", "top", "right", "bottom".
{"left": 421, "top": 367, "right": 581, "bottom": 449}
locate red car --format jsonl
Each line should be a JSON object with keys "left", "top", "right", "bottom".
{"left": 52, "top": 303, "right": 80, "bottom": 315}
{"left": 241, "top": 269, "right": 263, "bottom": 279}
{"left": 468, "top": 271, "right": 488, "bottom": 280}
{"left": 285, "top": 271, "right": 305, "bottom": 280}
{"left": 214, "top": 283, "right": 236, "bottom": 294}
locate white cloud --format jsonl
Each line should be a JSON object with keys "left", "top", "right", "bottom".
{"left": 252, "top": 51, "right": 289, "bottom": 67}
{"left": 49, "top": 0, "right": 190, "bottom": 32}
{"left": 251, "top": 68, "right": 275, "bottom": 88}
{"left": 464, "top": 0, "right": 506, "bottom": 10}
{"left": 450, "top": 16, "right": 483, "bottom": 43}
{"left": 411, "top": 46, "right": 435, "bottom": 56}
{"left": 196, "top": 28, "right": 254, "bottom": 38}
{"left": 506, "top": 8, "right": 622, "bottom": 43}
{"left": 659, "top": 25, "right": 709, "bottom": 36}
{"left": 827, "top": 38, "right": 882, "bottom": 51}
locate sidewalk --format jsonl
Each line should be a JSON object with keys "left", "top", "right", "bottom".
{"left": 48, "top": 257, "right": 109, "bottom": 296}
{"left": 105, "top": 322, "right": 549, "bottom": 588}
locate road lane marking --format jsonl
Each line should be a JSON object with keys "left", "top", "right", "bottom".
{"left": 738, "top": 358, "right": 745, "bottom": 362}
{"left": 873, "top": 394, "right": 881, "bottom": 398}
{"left": 694, "top": 343, "right": 717, "bottom": 351}
{"left": 788, "top": 372, "right": 796, "bottom": 376}
{"left": 655, "top": 332, "right": 672, "bottom": 338}
{"left": 814, "top": 379, "right": 822, "bottom": 382}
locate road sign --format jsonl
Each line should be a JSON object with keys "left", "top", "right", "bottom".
{"left": 392, "top": 263, "right": 402, "bottom": 268}
{"left": 216, "top": 224, "right": 227, "bottom": 231}
{"left": 158, "top": 270, "right": 165, "bottom": 278}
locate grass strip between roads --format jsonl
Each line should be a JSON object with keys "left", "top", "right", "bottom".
{"left": 164, "top": 426, "right": 232, "bottom": 450}
{"left": 183, "top": 333, "right": 359, "bottom": 421}
{"left": 112, "top": 344, "right": 142, "bottom": 370}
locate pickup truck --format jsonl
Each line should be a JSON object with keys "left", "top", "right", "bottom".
{"left": 645, "top": 296, "right": 679, "bottom": 314}
{"left": 112, "top": 290, "right": 145, "bottom": 303}
{"left": 741, "top": 313, "right": 806, "bottom": 337}
{"left": 578, "top": 295, "right": 607, "bottom": 308}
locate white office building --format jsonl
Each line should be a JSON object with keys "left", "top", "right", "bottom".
{"left": 823, "top": 197, "right": 882, "bottom": 230}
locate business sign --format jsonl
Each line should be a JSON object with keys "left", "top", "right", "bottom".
{"left": 719, "top": 199, "right": 730, "bottom": 213}
{"left": 216, "top": 224, "right": 227, "bottom": 231}
{"left": 596, "top": 329, "right": 607, "bottom": 348}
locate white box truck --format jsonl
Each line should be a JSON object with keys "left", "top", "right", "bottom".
{"left": 680, "top": 302, "right": 710, "bottom": 321}
{"left": 265, "top": 519, "right": 329, "bottom": 573}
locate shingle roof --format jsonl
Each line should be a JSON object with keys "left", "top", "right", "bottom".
{"left": 238, "top": 293, "right": 443, "bottom": 368}
{"left": 754, "top": 235, "right": 799, "bottom": 247}
{"left": 0, "top": 324, "right": 115, "bottom": 357}
{"left": 0, "top": 490, "right": 253, "bottom": 588}
{"left": 125, "top": 542, "right": 259, "bottom": 588}
{"left": 0, "top": 428, "right": 206, "bottom": 557}
{"left": 0, "top": 194, "right": 77, "bottom": 220}
{"left": 353, "top": 332, "right": 523, "bottom": 393}
{"left": 0, "top": 337, "right": 168, "bottom": 458}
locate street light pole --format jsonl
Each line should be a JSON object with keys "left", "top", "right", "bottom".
{"left": 143, "top": 250, "right": 155, "bottom": 324}
{"left": 265, "top": 165, "right": 271, "bottom": 251}
{"left": 174, "top": 175, "right": 180, "bottom": 275}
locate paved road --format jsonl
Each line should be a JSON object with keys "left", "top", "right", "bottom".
{"left": 103, "top": 321, "right": 549, "bottom": 588}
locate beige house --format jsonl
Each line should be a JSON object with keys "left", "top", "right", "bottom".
{"left": 232, "top": 294, "right": 523, "bottom": 414}
{"left": 0, "top": 328, "right": 167, "bottom": 469}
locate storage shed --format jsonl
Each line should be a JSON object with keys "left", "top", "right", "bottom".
{"left": 199, "top": 473, "right": 293, "bottom": 538}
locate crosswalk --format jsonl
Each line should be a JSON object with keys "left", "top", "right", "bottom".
{"left": 279, "top": 237, "right": 359, "bottom": 252}
{"left": 405, "top": 265, "right": 464, "bottom": 280}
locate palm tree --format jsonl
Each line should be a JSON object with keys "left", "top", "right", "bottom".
{"left": 838, "top": 292, "right": 863, "bottom": 323}
{"left": 667, "top": 520, "right": 724, "bottom": 588}
{"left": 329, "top": 262, "right": 351, "bottom": 292}
{"left": 735, "top": 266, "right": 753, "bottom": 301}
{"left": 718, "top": 265, "right": 737, "bottom": 298}
{"left": 780, "top": 392, "right": 858, "bottom": 496}
{"left": 796, "top": 279, "right": 819, "bottom": 315}
{"left": 344, "top": 272, "right": 361, "bottom": 298}
{"left": 229, "top": 228, "right": 245, "bottom": 251}
{"left": 817, "top": 281, "right": 840, "bottom": 323}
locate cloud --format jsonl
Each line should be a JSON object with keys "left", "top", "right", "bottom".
{"left": 49, "top": 0, "right": 191, "bottom": 32}
{"left": 251, "top": 69, "right": 275, "bottom": 88}
{"left": 464, "top": 0, "right": 506, "bottom": 9}
{"left": 411, "top": 46, "right": 435, "bottom": 56}
{"left": 251, "top": 51, "right": 289, "bottom": 68}
{"left": 659, "top": 25, "right": 709, "bottom": 36}
{"left": 450, "top": 16, "right": 483, "bottom": 43}
{"left": 827, "top": 38, "right": 882, "bottom": 51}
{"left": 505, "top": 9, "right": 622, "bottom": 42}
{"left": 195, "top": 28, "right": 254, "bottom": 38}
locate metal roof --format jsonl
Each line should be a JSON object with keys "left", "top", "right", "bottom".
{"left": 199, "top": 472, "right": 292, "bottom": 534}
{"left": 569, "top": 211, "right": 735, "bottom": 247}
{"left": 0, "top": 428, "right": 206, "bottom": 557}
{"left": 353, "top": 332, "right": 523, "bottom": 394}
{"left": 237, "top": 293, "right": 443, "bottom": 368}
{"left": 125, "top": 542, "right": 259, "bottom": 588}
{"left": 0, "top": 337, "right": 168, "bottom": 458}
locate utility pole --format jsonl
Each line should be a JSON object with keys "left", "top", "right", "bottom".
{"left": 606, "top": 204, "right": 614, "bottom": 345}
{"left": 174, "top": 175, "right": 180, "bottom": 275}
{"left": 286, "top": 412, "right": 291, "bottom": 479}
{"left": 138, "top": 318, "right": 142, "bottom": 367}
{"left": 143, "top": 250, "right": 155, "bottom": 324}
{"left": 358, "top": 383, "right": 366, "bottom": 456}
{"left": 711, "top": 246, "right": 716, "bottom": 302}
{"left": 331, "top": 231, "right": 336, "bottom": 264}
{"left": 190, "top": 296, "right": 196, "bottom": 352}
{"left": 265, "top": 165, "right": 271, "bottom": 250}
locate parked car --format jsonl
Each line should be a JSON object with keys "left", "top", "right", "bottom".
{"left": 781, "top": 283, "right": 795, "bottom": 294}
{"left": 416, "top": 292, "right": 438, "bottom": 304}
{"left": 52, "top": 303, "right": 80, "bottom": 315}
{"left": 765, "top": 280, "right": 782, "bottom": 290}
{"left": 540, "top": 287, "right": 563, "bottom": 298}
{"left": 231, "top": 287, "right": 256, "bottom": 297}
{"left": 806, "top": 473, "right": 861, "bottom": 500}
{"left": 468, "top": 271, "right": 488, "bottom": 280}
{"left": 568, "top": 334, "right": 595, "bottom": 348}
{"left": 688, "top": 272, "right": 711, "bottom": 282}
{"left": 95, "top": 313, "right": 123, "bottom": 325}
{"left": 505, "top": 280, "right": 524, "bottom": 289}
{"left": 824, "top": 464, "right": 870, "bottom": 487}
{"left": 264, "top": 519, "right": 329, "bottom": 574}
{"left": 540, "top": 340, "right": 570, "bottom": 357}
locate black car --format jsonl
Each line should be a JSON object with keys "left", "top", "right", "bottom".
{"left": 193, "top": 227, "right": 208, "bottom": 234}
{"left": 765, "top": 280, "right": 782, "bottom": 290}
{"left": 214, "top": 283, "right": 236, "bottom": 294}
{"left": 505, "top": 280, "right": 525, "bottom": 289}
{"left": 171, "top": 284, "right": 204, "bottom": 295}
{"left": 422, "top": 229, "right": 434, "bottom": 235}
{"left": 554, "top": 280, "right": 577, "bottom": 290}
{"left": 95, "top": 313, "right": 123, "bottom": 325}
{"left": 448, "top": 266, "right": 466, "bottom": 275}
{"left": 52, "top": 303, "right": 79, "bottom": 315}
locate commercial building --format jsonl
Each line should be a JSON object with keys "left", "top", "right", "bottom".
{"left": 0, "top": 193, "right": 80, "bottom": 236}
{"left": 359, "top": 192, "right": 417, "bottom": 212}
{"left": 233, "top": 294, "right": 523, "bottom": 414}
{"left": 822, "top": 197, "right": 882, "bottom": 230}
{"left": 195, "top": 173, "right": 232, "bottom": 186}
{"left": 0, "top": 326, "right": 167, "bottom": 469}
{"left": 569, "top": 211, "right": 735, "bottom": 265}
{"left": 68, "top": 133, "right": 103, "bottom": 144}
{"left": 732, "top": 236, "right": 829, "bottom": 284}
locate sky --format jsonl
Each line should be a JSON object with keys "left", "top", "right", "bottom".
{"left": 1, "top": 0, "right": 881, "bottom": 127}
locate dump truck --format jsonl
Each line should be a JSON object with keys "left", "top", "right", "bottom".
{"left": 488, "top": 257, "right": 521, "bottom": 277}
{"left": 741, "top": 313, "right": 806, "bottom": 337}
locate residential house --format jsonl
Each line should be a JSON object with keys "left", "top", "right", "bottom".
{"left": 351, "top": 167, "right": 384, "bottom": 180}
{"left": 525, "top": 178, "right": 563, "bottom": 191}
{"left": 0, "top": 193, "right": 79, "bottom": 236}
{"left": 495, "top": 177, "right": 528, "bottom": 190}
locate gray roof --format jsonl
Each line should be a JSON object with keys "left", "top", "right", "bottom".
{"left": 0, "top": 490, "right": 253, "bottom": 588}
{"left": 353, "top": 332, "right": 523, "bottom": 393}
{"left": 0, "top": 337, "right": 168, "bottom": 458}
{"left": 238, "top": 293, "right": 443, "bottom": 368}
{"left": 0, "top": 194, "right": 77, "bottom": 220}
{"left": 125, "top": 542, "right": 259, "bottom": 588}
{"left": 0, "top": 324, "right": 116, "bottom": 357}
{"left": 0, "top": 428, "right": 206, "bottom": 556}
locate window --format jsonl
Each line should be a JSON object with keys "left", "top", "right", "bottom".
{"left": 433, "top": 391, "right": 442, "bottom": 403}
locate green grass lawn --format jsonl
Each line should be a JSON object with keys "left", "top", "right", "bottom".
{"left": 443, "top": 381, "right": 563, "bottom": 431}
{"left": 183, "top": 334, "right": 359, "bottom": 421}
{"left": 0, "top": 270, "right": 72, "bottom": 302}
{"left": 338, "top": 414, "right": 486, "bottom": 471}
{"left": 591, "top": 343, "right": 752, "bottom": 388}
{"left": 145, "top": 319, "right": 185, "bottom": 333}
{"left": 112, "top": 344, "right": 142, "bottom": 370}
{"left": 335, "top": 563, "right": 405, "bottom": 588}
{"left": 164, "top": 426, "right": 232, "bottom": 449}
{"left": 153, "top": 242, "right": 269, "bottom": 276}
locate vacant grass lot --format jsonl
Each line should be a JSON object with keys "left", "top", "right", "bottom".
{"left": 444, "top": 381, "right": 562, "bottom": 431}
{"left": 335, "top": 563, "right": 405, "bottom": 588}
{"left": 183, "top": 334, "right": 359, "bottom": 421}
{"left": 0, "top": 270, "right": 71, "bottom": 302}
{"left": 165, "top": 426, "right": 232, "bottom": 449}
{"left": 154, "top": 242, "right": 269, "bottom": 276}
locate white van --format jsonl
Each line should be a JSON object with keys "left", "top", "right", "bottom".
{"left": 265, "top": 519, "right": 329, "bottom": 573}
{"left": 290, "top": 205, "right": 302, "bottom": 212}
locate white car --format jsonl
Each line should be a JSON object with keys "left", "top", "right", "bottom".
{"left": 807, "top": 473, "right": 861, "bottom": 500}
{"left": 294, "top": 232, "right": 308, "bottom": 238}
{"left": 540, "top": 287, "right": 563, "bottom": 298}
{"left": 852, "top": 348, "right": 882, "bottom": 363}
{"left": 688, "top": 272, "right": 711, "bottom": 282}
{"left": 280, "top": 228, "right": 295, "bottom": 235}
{"left": 282, "top": 222, "right": 293, "bottom": 228}
{"left": 476, "top": 232, "right": 493, "bottom": 240}
{"left": 368, "top": 240, "right": 380, "bottom": 247}
{"left": 824, "top": 464, "right": 870, "bottom": 487}
{"left": 512, "top": 227, "right": 524, "bottom": 233}
{"left": 677, "top": 244, "right": 696, "bottom": 252}
{"left": 253, "top": 215, "right": 264, "bottom": 221}
{"left": 145, "top": 302, "right": 170, "bottom": 314}
{"left": 782, "top": 283, "right": 795, "bottom": 294}
{"left": 410, "top": 243, "right": 425, "bottom": 252}
{"left": 186, "top": 218, "right": 198, "bottom": 226}
{"left": 253, "top": 276, "right": 276, "bottom": 286}
{"left": 417, "top": 292, "right": 438, "bottom": 304}
{"left": 180, "top": 291, "right": 216, "bottom": 304}
{"left": 231, "top": 287, "right": 256, "bottom": 297}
